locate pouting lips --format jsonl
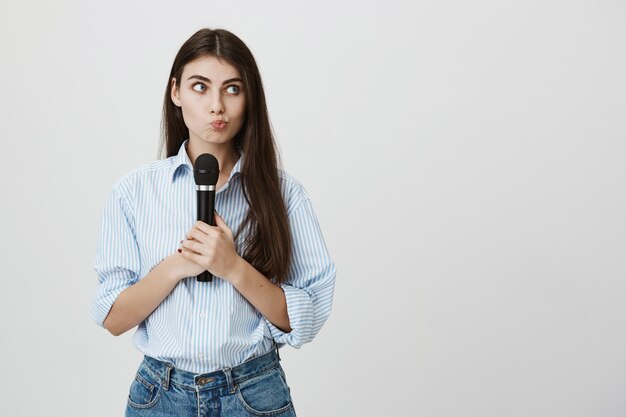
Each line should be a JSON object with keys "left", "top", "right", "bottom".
{"left": 210, "top": 121, "right": 227, "bottom": 129}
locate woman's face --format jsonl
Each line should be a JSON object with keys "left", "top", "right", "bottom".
{"left": 171, "top": 55, "right": 246, "bottom": 149}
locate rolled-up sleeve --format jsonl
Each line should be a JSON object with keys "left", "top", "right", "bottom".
{"left": 265, "top": 198, "right": 336, "bottom": 348}
{"left": 91, "top": 186, "right": 140, "bottom": 328}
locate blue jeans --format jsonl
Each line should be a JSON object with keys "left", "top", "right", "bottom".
{"left": 125, "top": 347, "right": 297, "bottom": 417}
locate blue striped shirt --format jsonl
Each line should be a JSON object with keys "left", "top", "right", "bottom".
{"left": 92, "top": 141, "right": 336, "bottom": 373}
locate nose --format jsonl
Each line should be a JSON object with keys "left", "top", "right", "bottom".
{"left": 209, "top": 91, "right": 224, "bottom": 115}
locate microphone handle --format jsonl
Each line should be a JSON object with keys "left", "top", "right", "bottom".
{"left": 197, "top": 189, "right": 215, "bottom": 282}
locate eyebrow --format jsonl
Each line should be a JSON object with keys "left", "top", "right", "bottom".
{"left": 187, "top": 75, "right": 243, "bottom": 85}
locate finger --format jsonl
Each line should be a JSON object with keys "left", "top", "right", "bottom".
{"left": 178, "top": 247, "right": 208, "bottom": 270}
{"left": 186, "top": 228, "right": 209, "bottom": 243}
{"left": 194, "top": 220, "right": 216, "bottom": 235}
{"left": 181, "top": 238, "right": 207, "bottom": 255}
{"left": 192, "top": 222, "right": 222, "bottom": 242}
{"left": 214, "top": 212, "right": 233, "bottom": 238}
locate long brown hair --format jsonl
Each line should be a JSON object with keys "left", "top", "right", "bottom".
{"left": 161, "top": 28, "right": 291, "bottom": 283}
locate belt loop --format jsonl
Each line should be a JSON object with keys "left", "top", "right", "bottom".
{"left": 223, "top": 367, "right": 237, "bottom": 394}
{"left": 163, "top": 364, "right": 173, "bottom": 391}
{"left": 274, "top": 340, "right": 281, "bottom": 361}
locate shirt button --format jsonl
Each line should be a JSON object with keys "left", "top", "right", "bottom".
{"left": 197, "top": 352, "right": 204, "bottom": 359}
{"left": 199, "top": 312, "right": 207, "bottom": 319}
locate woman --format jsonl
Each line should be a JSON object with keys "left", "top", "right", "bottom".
{"left": 92, "top": 28, "right": 336, "bottom": 416}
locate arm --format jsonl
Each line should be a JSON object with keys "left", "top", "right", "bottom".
{"left": 92, "top": 185, "right": 207, "bottom": 336}
{"left": 102, "top": 254, "right": 193, "bottom": 336}
{"left": 228, "top": 257, "right": 292, "bottom": 333}
{"left": 262, "top": 198, "right": 336, "bottom": 348}
{"left": 180, "top": 199, "right": 336, "bottom": 348}
{"left": 179, "top": 214, "right": 291, "bottom": 333}
{"left": 102, "top": 258, "right": 177, "bottom": 336}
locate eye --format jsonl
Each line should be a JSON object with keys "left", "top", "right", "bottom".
{"left": 192, "top": 82, "right": 206, "bottom": 92}
{"left": 225, "top": 85, "right": 240, "bottom": 95}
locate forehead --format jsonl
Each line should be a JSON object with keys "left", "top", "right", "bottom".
{"left": 181, "top": 55, "right": 241, "bottom": 80}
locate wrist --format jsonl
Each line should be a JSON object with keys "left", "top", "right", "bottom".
{"left": 226, "top": 256, "right": 248, "bottom": 287}
{"left": 160, "top": 253, "right": 187, "bottom": 283}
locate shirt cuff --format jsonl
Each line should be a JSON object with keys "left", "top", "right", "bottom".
{"left": 264, "top": 284, "right": 314, "bottom": 348}
{"left": 91, "top": 279, "right": 130, "bottom": 329}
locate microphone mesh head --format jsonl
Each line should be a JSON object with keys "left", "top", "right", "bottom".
{"left": 193, "top": 153, "right": 219, "bottom": 185}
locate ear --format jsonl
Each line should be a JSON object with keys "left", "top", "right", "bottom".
{"left": 170, "top": 78, "right": 182, "bottom": 107}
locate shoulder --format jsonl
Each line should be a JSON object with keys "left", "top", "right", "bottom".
{"left": 277, "top": 169, "right": 312, "bottom": 216}
{"left": 111, "top": 156, "right": 177, "bottom": 199}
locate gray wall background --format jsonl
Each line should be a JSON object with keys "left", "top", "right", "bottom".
{"left": 1, "top": 1, "right": 624, "bottom": 416}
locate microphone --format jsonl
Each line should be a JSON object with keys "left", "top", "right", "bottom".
{"left": 193, "top": 153, "right": 220, "bottom": 282}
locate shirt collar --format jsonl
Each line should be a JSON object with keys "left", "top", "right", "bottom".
{"left": 170, "top": 140, "right": 244, "bottom": 183}
{"left": 229, "top": 154, "right": 244, "bottom": 181}
{"left": 170, "top": 140, "right": 193, "bottom": 183}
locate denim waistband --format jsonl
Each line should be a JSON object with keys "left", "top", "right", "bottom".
{"left": 141, "top": 346, "right": 281, "bottom": 392}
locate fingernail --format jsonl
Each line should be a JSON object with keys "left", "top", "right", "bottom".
{"left": 177, "top": 249, "right": 182, "bottom": 253}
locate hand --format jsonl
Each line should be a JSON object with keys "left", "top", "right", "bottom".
{"left": 166, "top": 251, "right": 207, "bottom": 282}
{"left": 178, "top": 213, "right": 241, "bottom": 282}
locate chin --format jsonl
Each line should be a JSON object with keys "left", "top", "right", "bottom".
{"left": 198, "top": 135, "right": 235, "bottom": 146}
